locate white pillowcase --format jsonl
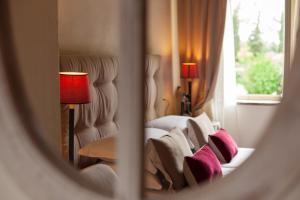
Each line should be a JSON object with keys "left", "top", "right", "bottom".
{"left": 145, "top": 128, "right": 169, "bottom": 142}
{"left": 146, "top": 115, "right": 191, "bottom": 130}
{"left": 145, "top": 115, "right": 195, "bottom": 149}
{"left": 187, "top": 112, "right": 215, "bottom": 150}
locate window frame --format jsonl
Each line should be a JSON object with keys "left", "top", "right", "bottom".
{"left": 233, "top": 0, "right": 291, "bottom": 104}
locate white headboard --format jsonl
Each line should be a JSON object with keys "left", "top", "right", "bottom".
{"left": 145, "top": 55, "right": 160, "bottom": 121}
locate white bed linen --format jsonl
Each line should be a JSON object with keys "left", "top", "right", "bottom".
{"left": 145, "top": 115, "right": 194, "bottom": 148}
{"left": 221, "top": 148, "right": 255, "bottom": 168}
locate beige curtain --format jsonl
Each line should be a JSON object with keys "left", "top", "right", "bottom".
{"left": 290, "top": 0, "right": 300, "bottom": 67}
{"left": 177, "top": 0, "right": 227, "bottom": 115}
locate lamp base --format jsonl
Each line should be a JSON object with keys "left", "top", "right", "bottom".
{"left": 188, "top": 80, "right": 192, "bottom": 113}
{"left": 68, "top": 105, "right": 75, "bottom": 163}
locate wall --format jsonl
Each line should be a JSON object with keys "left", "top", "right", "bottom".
{"left": 59, "top": 0, "right": 178, "bottom": 116}
{"left": 58, "top": 0, "right": 120, "bottom": 55}
{"left": 225, "top": 104, "right": 277, "bottom": 148}
{"left": 147, "top": 0, "right": 179, "bottom": 115}
{"left": 9, "top": 0, "right": 61, "bottom": 153}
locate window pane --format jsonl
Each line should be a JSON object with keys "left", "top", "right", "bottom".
{"left": 232, "top": 0, "right": 285, "bottom": 96}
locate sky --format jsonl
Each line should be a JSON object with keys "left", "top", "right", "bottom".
{"left": 231, "top": 0, "right": 285, "bottom": 45}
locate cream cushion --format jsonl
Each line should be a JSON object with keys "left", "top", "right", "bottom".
{"left": 81, "top": 164, "right": 117, "bottom": 195}
{"left": 148, "top": 128, "right": 193, "bottom": 190}
{"left": 187, "top": 112, "right": 215, "bottom": 150}
{"left": 145, "top": 115, "right": 194, "bottom": 149}
{"left": 208, "top": 136, "right": 227, "bottom": 163}
{"left": 145, "top": 128, "right": 169, "bottom": 142}
{"left": 145, "top": 115, "right": 191, "bottom": 130}
{"left": 183, "top": 161, "right": 197, "bottom": 186}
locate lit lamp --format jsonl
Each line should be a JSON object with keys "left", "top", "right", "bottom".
{"left": 181, "top": 63, "right": 199, "bottom": 112}
{"left": 59, "top": 72, "right": 90, "bottom": 163}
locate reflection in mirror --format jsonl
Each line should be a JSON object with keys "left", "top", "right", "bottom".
{"left": 58, "top": 0, "right": 120, "bottom": 196}
{"left": 22, "top": 0, "right": 293, "bottom": 197}
{"left": 143, "top": 0, "right": 290, "bottom": 196}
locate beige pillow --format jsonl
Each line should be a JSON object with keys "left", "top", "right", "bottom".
{"left": 102, "top": 161, "right": 162, "bottom": 191}
{"left": 149, "top": 128, "right": 193, "bottom": 190}
{"left": 187, "top": 112, "right": 215, "bottom": 150}
{"left": 78, "top": 136, "right": 116, "bottom": 162}
{"left": 145, "top": 115, "right": 195, "bottom": 149}
{"left": 81, "top": 164, "right": 117, "bottom": 195}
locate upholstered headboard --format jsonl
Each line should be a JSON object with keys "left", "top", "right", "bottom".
{"left": 60, "top": 55, "right": 160, "bottom": 168}
{"left": 60, "top": 55, "right": 119, "bottom": 167}
{"left": 145, "top": 55, "right": 160, "bottom": 121}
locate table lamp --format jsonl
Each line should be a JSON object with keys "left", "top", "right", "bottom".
{"left": 59, "top": 72, "right": 90, "bottom": 163}
{"left": 181, "top": 63, "right": 199, "bottom": 112}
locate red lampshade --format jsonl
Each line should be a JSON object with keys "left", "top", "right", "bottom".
{"left": 181, "top": 63, "right": 199, "bottom": 79}
{"left": 59, "top": 72, "right": 91, "bottom": 104}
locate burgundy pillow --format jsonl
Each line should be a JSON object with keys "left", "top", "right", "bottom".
{"left": 183, "top": 145, "right": 222, "bottom": 186}
{"left": 208, "top": 128, "right": 238, "bottom": 163}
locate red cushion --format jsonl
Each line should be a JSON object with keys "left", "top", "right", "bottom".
{"left": 184, "top": 145, "right": 222, "bottom": 185}
{"left": 209, "top": 129, "right": 238, "bottom": 163}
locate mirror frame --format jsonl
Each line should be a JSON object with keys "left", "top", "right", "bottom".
{"left": 1, "top": 0, "right": 300, "bottom": 199}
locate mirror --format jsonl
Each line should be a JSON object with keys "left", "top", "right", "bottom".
{"left": 58, "top": 0, "right": 121, "bottom": 196}
{"left": 57, "top": 0, "right": 289, "bottom": 197}
{"left": 143, "top": 0, "right": 287, "bottom": 195}
{"left": 6, "top": 0, "right": 295, "bottom": 198}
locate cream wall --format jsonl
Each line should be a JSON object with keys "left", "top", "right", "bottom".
{"left": 58, "top": 0, "right": 120, "bottom": 55}
{"left": 9, "top": 0, "right": 61, "bottom": 153}
{"left": 59, "top": 0, "right": 178, "bottom": 115}
{"left": 147, "top": 0, "right": 179, "bottom": 115}
{"left": 237, "top": 104, "right": 277, "bottom": 147}
{"left": 225, "top": 104, "right": 277, "bottom": 148}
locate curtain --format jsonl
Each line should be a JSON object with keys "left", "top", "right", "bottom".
{"left": 177, "top": 0, "right": 227, "bottom": 115}
{"left": 290, "top": 0, "right": 300, "bottom": 68}
{"left": 213, "top": 0, "right": 239, "bottom": 141}
{"left": 283, "top": 0, "right": 299, "bottom": 96}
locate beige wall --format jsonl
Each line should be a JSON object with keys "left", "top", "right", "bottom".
{"left": 147, "top": 0, "right": 179, "bottom": 115}
{"left": 59, "top": 0, "right": 178, "bottom": 115}
{"left": 225, "top": 104, "right": 277, "bottom": 148}
{"left": 9, "top": 0, "right": 61, "bottom": 152}
{"left": 58, "top": 0, "right": 120, "bottom": 55}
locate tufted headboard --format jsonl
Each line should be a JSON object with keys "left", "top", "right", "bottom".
{"left": 145, "top": 55, "right": 160, "bottom": 121}
{"left": 60, "top": 55, "right": 160, "bottom": 168}
{"left": 60, "top": 55, "right": 119, "bottom": 167}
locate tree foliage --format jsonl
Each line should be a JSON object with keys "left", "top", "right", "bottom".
{"left": 247, "top": 18, "right": 265, "bottom": 56}
{"left": 233, "top": 5, "right": 241, "bottom": 60}
{"left": 278, "top": 12, "right": 284, "bottom": 53}
{"left": 240, "top": 56, "right": 282, "bottom": 94}
{"left": 234, "top": 7, "right": 283, "bottom": 96}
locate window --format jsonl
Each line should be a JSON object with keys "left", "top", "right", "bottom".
{"left": 232, "top": 0, "right": 285, "bottom": 102}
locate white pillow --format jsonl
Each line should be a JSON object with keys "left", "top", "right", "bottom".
{"left": 145, "top": 128, "right": 169, "bottom": 142}
{"left": 145, "top": 115, "right": 195, "bottom": 149}
{"left": 146, "top": 115, "right": 191, "bottom": 130}
{"left": 187, "top": 112, "right": 215, "bottom": 150}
